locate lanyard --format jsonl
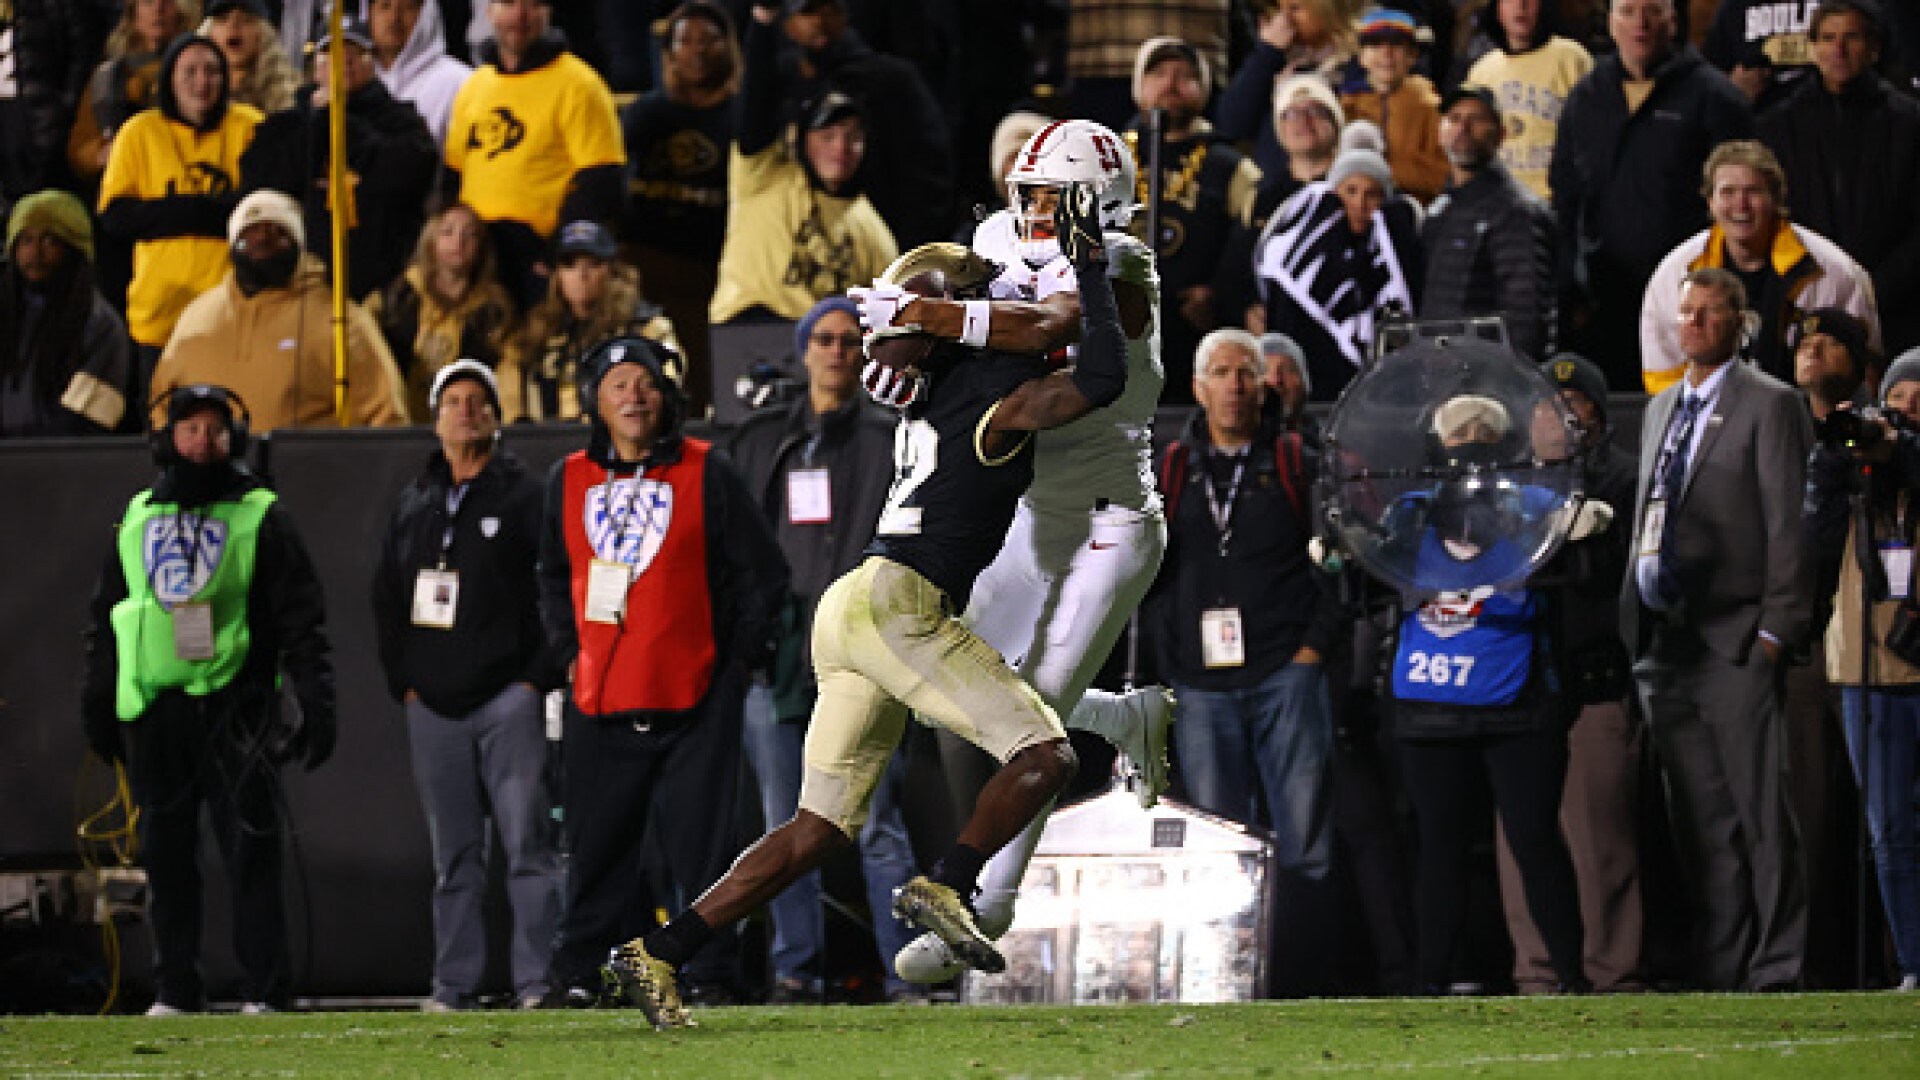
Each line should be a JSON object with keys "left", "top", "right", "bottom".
{"left": 599, "top": 466, "right": 665, "bottom": 562}
{"left": 437, "top": 482, "right": 469, "bottom": 568}
{"left": 1203, "top": 450, "right": 1248, "bottom": 557}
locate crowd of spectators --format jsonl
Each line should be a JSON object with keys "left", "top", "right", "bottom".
{"left": 12, "top": 0, "right": 1920, "bottom": 1007}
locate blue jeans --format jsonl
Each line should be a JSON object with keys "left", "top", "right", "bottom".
{"left": 742, "top": 684, "right": 918, "bottom": 990}
{"left": 1840, "top": 688, "right": 1920, "bottom": 978}
{"left": 1173, "top": 662, "right": 1334, "bottom": 879}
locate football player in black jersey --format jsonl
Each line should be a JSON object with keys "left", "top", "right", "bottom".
{"left": 605, "top": 185, "right": 1125, "bottom": 1029}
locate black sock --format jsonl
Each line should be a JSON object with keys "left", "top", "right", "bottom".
{"left": 930, "top": 843, "right": 988, "bottom": 902}
{"left": 646, "top": 909, "right": 714, "bottom": 968}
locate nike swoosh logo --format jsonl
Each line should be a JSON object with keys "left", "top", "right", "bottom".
{"left": 1090, "top": 541, "right": 1117, "bottom": 550}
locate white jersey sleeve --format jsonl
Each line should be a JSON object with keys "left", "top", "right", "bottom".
{"left": 1024, "top": 230, "right": 1164, "bottom": 516}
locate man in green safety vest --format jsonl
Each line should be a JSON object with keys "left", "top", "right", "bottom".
{"left": 81, "top": 383, "right": 335, "bottom": 1016}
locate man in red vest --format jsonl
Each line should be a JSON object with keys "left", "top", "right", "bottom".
{"left": 537, "top": 335, "right": 789, "bottom": 1006}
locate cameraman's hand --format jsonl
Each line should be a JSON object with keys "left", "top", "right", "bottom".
{"left": 1566, "top": 500, "right": 1614, "bottom": 541}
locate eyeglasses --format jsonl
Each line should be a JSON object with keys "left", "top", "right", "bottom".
{"left": 810, "top": 332, "right": 863, "bottom": 350}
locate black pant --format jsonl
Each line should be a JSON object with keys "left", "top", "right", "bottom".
{"left": 1400, "top": 726, "right": 1584, "bottom": 989}
{"left": 553, "top": 671, "right": 745, "bottom": 991}
{"left": 127, "top": 691, "right": 290, "bottom": 1009}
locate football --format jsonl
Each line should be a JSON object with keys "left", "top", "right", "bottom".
{"left": 864, "top": 325, "right": 938, "bottom": 372}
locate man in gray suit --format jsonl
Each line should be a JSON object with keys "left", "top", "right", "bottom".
{"left": 1620, "top": 266, "right": 1814, "bottom": 991}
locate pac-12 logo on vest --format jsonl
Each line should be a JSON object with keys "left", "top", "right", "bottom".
{"left": 585, "top": 478, "right": 672, "bottom": 573}
{"left": 1416, "top": 587, "right": 1494, "bottom": 639}
{"left": 143, "top": 515, "right": 228, "bottom": 608}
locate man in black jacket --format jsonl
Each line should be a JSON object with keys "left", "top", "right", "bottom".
{"left": 1149, "top": 329, "right": 1342, "bottom": 989}
{"left": 1423, "top": 85, "right": 1557, "bottom": 362}
{"left": 82, "top": 384, "right": 335, "bottom": 1014}
{"left": 373, "top": 361, "right": 562, "bottom": 1011}
{"left": 768, "top": 0, "right": 953, "bottom": 248}
{"left": 1550, "top": 0, "right": 1752, "bottom": 388}
{"left": 1759, "top": 0, "right": 1920, "bottom": 357}
{"left": 240, "top": 13, "right": 438, "bottom": 300}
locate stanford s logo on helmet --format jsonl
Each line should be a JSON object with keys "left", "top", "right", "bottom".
{"left": 1004, "top": 119, "right": 1137, "bottom": 265}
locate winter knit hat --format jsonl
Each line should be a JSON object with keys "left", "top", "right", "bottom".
{"left": 1273, "top": 73, "right": 1345, "bottom": 133}
{"left": 796, "top": 296, "right": 860, "bottom": 363}
{"left": 1795, "top": 307, "right": 1874, "bottom": 375}
{"left": 7, "top": 190, "right": 94, "bottom": 262}
{"left": 228, "top": 189, "right": 306, "bottom": 252}
{"left": 1260, "top": 333, "right": 1310, "bottom": 396}
{"left": 1133, "top": 36, "right": 1212, "bottom": 103}
{"left": 1339, "top": 119, "right": 1387, "bottom": 156}
{"left": 1542, "top": 352, "right": 1609, "bottom": 425}
{"left": 428, "top": 359, "right": 502, "bottom": 415}
{"left": 1880, "top": 347, "right": 1920, "bottom": 405}
{"left": 1327, "top": 148, "right": 1394, "bottom": 194}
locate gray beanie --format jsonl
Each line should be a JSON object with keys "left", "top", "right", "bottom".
{"left": 1260, "top": 333, "right": 1310, "bottom": 395}
{"left": 1327, "top": 148, "right": 1394, "bottom": 195}
{"left": 1880, "top": 347, "right": 1920, "bottom": 405}
{"left": 1339, "top": 120, "right": 1386, "bottom": 156}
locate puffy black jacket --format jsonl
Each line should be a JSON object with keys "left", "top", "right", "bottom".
{"left": 0, "top": 0, "right": 92, "bottom": 200}
{"left": 1550, "top": 46, "right": 1753, "bottom": 298}
{"left": 241, "top": 79, "right": 439, "bottom": 300}
{"left": 372, "top": 448, "right": 561, "bottom": 717}
{"left": 1758, "top": 72, "right": 1920, "bottom": 356}
{"left": 1422, "top": 162, "right": 1557, "bottom": 362}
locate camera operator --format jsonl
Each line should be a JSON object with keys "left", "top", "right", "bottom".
{"left": 1803, "top": 319, "right": 1920, "bottom": 991}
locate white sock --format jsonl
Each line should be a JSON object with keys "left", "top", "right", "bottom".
{"left": 973, "top": 800, "right": 1055, "bottom": 937}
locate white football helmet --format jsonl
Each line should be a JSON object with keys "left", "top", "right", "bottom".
{"left": 1004, "top": 119, "right": 1138, "bottom": 266}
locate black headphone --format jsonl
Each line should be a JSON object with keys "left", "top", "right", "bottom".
{"left": 576, "top": 334, "right": 688, "bottom": 436}
{"left": 149, "top": 384, "right": 252, "bottom": 465}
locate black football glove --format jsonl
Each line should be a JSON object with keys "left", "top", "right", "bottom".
{"left": 1054, "top": 181, "right": 1106, "bottom": 269}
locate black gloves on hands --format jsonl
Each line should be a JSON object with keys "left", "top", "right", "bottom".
{"left": 1055, "top": 182, "right": 1106, "bottom": 268}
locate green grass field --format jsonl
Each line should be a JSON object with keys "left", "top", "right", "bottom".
{"left": 4, "top": 994, "right": 1917, "bottom": 1077}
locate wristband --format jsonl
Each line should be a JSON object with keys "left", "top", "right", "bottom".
{"left": 959, "top": 300, "right": 992, "bottom": 348}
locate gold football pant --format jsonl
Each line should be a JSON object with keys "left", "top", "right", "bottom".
{"left": 798, "top": 557, "right": 1065, "bottom": 835}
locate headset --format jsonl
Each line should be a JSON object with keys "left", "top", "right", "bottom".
{"left": 576, "top": 334, "right": 688, "bottom": 438}
{"left": 148, "top": 384, "right": 253, "bottom": 465}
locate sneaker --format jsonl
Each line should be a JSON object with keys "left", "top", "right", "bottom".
{"left": 1894, "top": 974, "right": 1918, "bottom": 992}
{"left": 1112, "top": 687, "right": 1175, "bottom": 809}
{"left": 239, "top": 1002, "right": 276, "bottom": 1015}
{"left": 144, "top": 1002, "right": 188, "bottom": 1018}
{"left": 890, "top": 876, "right": 1005, "bottom": 975}
{"left": 420, "top": 998, "right": 461, "bottom": 1014}
{"left": 605, "top": 939, "right": 695, "bottom": 1030}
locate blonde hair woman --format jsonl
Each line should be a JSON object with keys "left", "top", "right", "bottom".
{"left": 201, "top": 0, "right": 298, "bottom": 115}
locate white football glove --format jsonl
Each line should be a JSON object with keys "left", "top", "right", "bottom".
{"left": 1565, "top": 499, "right": 1614, "bottom": 541}
{"left": 861, "top": 358, "right": 924, "bottom": 410}
{"left": 847, "top": 282, "right": 918, "bottom": 334}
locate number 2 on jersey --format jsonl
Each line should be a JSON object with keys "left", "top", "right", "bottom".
{"left": 876, "top": 419, "right": 938, "bottom": 536}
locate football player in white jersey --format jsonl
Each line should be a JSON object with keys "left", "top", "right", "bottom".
{"left": 851, "top": 118, "right": 1175, "bottom": 984}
